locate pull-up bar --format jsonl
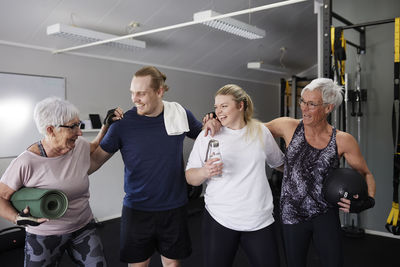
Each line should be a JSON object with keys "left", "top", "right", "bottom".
{"left": 339, "top": 18, "right": 395, "bottom": 30}
{"left": 333, "top": 15, "right": 395, "bottom": 54}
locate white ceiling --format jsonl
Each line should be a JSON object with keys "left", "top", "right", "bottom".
{"left": 0, "top": 0, "right": 317, "bottom": 84}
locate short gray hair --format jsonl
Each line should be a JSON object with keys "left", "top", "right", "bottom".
{"left": 301, "top": 78, "right": 343, "bottom": 109}
{"left": 33, "top": 97, "right": 79, "bottom": 135}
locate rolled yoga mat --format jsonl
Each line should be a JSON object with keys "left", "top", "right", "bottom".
{"left": 11, "top": 188, "right": 68, "bottom": 219}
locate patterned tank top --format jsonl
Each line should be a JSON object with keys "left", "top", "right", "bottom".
{"left": 281, "top": 120, "right": 339, "bottom": 224}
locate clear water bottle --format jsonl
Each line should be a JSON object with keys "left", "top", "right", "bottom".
{"left": 206, "top": 139, "right": 222, "bottom": 178}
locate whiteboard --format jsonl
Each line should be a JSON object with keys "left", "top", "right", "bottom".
{"left": 0, "top": 72, "right": 65, "bottom": 158}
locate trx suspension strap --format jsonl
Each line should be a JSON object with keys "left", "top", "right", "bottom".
{"left": 331, "top": 27, "right": 347, "bottom": 86}
{"left": 386, "top": 17, "right": 400, "bottom": 235}
{"left": 285, "top": 80, "right": 291, "bottom": 117}
{"left": 331, "top": 27, "right": 347, "bottom": 133}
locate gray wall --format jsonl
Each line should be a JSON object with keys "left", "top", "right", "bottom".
{"left": 0, "top": 43, "right": 280, "bottom": 230}
{"left": 333, "top": 0, "right": 400, "bottom": 235}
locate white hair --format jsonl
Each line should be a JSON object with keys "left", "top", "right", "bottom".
{"left": 301, "top": 78, "right": 343, "bottom": 109}
{"left": 33, "top": 97, "right": 79, "bottom": 135}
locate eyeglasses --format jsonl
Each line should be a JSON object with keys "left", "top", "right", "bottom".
{"left": 58, "top": 121, "right": 82, "bottom": 130}
{"left": 298, "top": 98, "right": 326, "bottom": 110}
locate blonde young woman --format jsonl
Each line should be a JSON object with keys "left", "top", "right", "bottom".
{"left": 186, "top": 84, "right": 284, "bottom": 267}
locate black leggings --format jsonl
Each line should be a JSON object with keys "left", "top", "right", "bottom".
{"left": 281, "top": 209, "right": 343, "bottom": 267}
{"left": 202, "top": 210, "right": 280, "bottom": 267}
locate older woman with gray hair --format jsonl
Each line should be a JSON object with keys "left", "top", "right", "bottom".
{"left": 0, "top": 97, "right": 122, "bottom": 266}
{"left": 266, "top": 78, "right": 376, "bottom": 267}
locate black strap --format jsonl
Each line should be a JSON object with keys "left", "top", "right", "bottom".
{"left": 387, "top": 18, "right": 400, "bottom": 234}
{"left": 393, "top": 17, "right": 400, "bottom": 205}
{"left": 37, "top": 140, "right": 47, "bottom": 157}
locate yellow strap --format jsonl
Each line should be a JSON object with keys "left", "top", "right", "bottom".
{"left": 394, "top": 206, "right": 399, "bottom": 226}
{"left": 340, "top": 37, "right": 346, "bottom": 85}
{"left": 285, "top": 80, "right": 290, "bottom": 96}
{"left": 285, "top": 80, "right": 291, "bottom": 106}
{"left": 330, "top": 27, "right": 346, "bottom": 84}
{"left": 331, "top": 27, "right": 335, "bottom": 53}
{"left": 341, "top": 32, "right": 346, "bottom": 49}
{"left": 387, "top": 202, "right": 399, "bottom": 226}
{"left": 395, "top": 18, "right": 399, "bottom": 63}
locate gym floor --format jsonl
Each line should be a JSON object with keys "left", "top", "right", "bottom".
{"left": 1, "top": 197, "right": 399, "bottom": 267}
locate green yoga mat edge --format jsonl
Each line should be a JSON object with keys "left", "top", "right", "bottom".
{"left": 11, "top": 187, "right": 69, "bottom": 219}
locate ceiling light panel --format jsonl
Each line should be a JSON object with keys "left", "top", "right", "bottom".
{"left": 47, "top": 23, "right": 146, "bottom": 50}
{"left": 193, "top": 10, "right": 266, "bottom": 40}
{"left": 247, "top": 61, "right": 288, "bottom": 75}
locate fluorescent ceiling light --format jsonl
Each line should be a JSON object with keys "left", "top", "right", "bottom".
{"left": 193, "top": 10, "right": 265, "bottom": 39}
{"left": 247, "top": 61, "right": 288, "bottom": 75}
{"left": 53, "top": 0, "right": 307, "bottom": 54}
{"left": 47, "top": 23, "right": 146, "bottom": 50}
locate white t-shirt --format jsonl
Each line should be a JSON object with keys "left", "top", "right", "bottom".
{"left": 186, "top": 124, "right": 284, "bottom": 231}
{"left": 1, "top": 137, "right": 93, "bottom": 235}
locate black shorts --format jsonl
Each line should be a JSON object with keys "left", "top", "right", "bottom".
{"left": 120, "top": 205, "right": 192, "bottom": 263}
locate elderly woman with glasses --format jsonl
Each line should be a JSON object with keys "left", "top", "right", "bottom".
{"left": 0, "top": 97, "right": 122, "bottom": 266}
{"left": 266, "top": 78, "right": 376, "bottom": 267}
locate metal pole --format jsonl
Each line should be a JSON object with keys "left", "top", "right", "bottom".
{"left": 340, "top": 18, "right": 395, "bottom": 30}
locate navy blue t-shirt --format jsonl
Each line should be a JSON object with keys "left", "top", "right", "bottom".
{"left": 100, "top": 106, "right": 202, "bottom": 211}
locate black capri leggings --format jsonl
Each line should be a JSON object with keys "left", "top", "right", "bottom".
{"left": 202, "top": 209, "right": 280, "bottom": 267}
{"left": 281, "top": 208, "right": 343, "bottom": 267}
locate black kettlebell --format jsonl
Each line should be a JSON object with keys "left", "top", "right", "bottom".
{"left": 323, "top": 168, "right": 368, "bottom": 206}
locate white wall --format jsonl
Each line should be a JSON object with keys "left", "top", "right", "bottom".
{"left": 0, "top": 43, "right": 280, "bottom": 230}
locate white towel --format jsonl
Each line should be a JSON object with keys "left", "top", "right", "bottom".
{"left": 163, "top": 101, "right": 189, "bottom": 135}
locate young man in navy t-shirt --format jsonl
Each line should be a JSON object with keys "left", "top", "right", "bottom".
{"left": 91, "top": 66, "right": 218, "bottom": 267}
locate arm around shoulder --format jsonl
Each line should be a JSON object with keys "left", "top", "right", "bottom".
{"left": 265, "top": 117, "right": 299, "bottom": 144}
{"left": 90, "top": 107, "right": 124, "bottom": 154}
{"left": 88, "top": 146, "right": 114, "bottom": 175}
{"left": 89, "top": 125, "right": 109, "bottom": 154}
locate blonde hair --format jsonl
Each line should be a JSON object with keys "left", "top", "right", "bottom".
{"left": 215, "top": 84, "right": 263, "bottom": 143}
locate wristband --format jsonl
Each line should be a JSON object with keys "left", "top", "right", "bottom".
{"left": 349, "top": 196, "right": 375, "bottom": 213}
{"left": 103, "top": 108, "right": 117, "bottom": 126}
{"left": 15, "top": 212, "right": 42, "bottom": 226}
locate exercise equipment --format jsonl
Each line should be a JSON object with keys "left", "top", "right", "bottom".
{"left": 345, "top": 52, "right": 369, "bottom": 237}
{"left": 331, "top": 27, "right": 346, "bottom": 86}
{"left": 11, "top": 187, "right": 68, "bottom": 219}
{"left": 323, "top": 168, "right": 368, "bottom": 206}
{"left": 386, "top": 17, "right": 400, "bottom": 235}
